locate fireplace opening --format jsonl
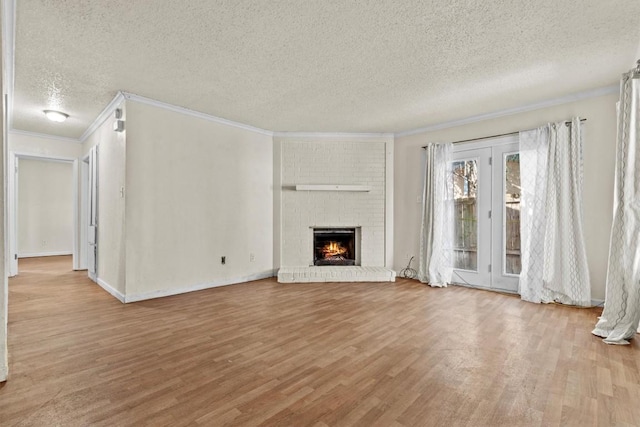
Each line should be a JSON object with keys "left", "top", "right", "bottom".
{"left": 313, "top": 228, "right": 358, "bottom": 266}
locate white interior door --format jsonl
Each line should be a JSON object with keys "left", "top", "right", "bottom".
{"left": 451, "top": 135, "right": 521, "bottom": 292}
{"left": 88, "top": 147, "right": 98, "bottom": 281}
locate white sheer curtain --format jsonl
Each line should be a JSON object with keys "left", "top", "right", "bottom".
{"left": 418, "top": 142, "right": 454, "bottom": 287}
{"left": 593, "top": 69, "right": 640, "bottom": 345}
{"left": 519, "top": 117, "right": 591, "bottom": 306}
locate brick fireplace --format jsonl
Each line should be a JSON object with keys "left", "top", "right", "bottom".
{"left": 274, "top": 137, "right": 395, "bottom": 283}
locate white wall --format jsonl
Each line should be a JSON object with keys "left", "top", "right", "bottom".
{"left": 394, "top": 92, "right": 618, "bottom": 301}
{"left": 17, "top": 158, "right": 73, "bottom": 257}
{"left": 10, "top": 132, "right": 81, "bottom": 159}
{"left": 124, "top": 101, "right": 273, "bottom": 300}
{"left": 82, "top": 103, "right": 126, "bottom": 295}
{"left": 276, "top": 137, "right": 392, "bottom": 267}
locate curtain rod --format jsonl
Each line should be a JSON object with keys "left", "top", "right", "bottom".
{"left": 421, "top": 118, "right": 587, "bottom": 149}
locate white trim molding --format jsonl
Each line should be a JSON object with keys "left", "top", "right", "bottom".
{"left": 0, "top": 365, "right": 7, "bottom": 382}
{"left": 125, "top": 269, "right": 277, "bottom": 303}
{"left": 9, "top": 129, "right": 81, "bottom": 144}
{"left": 18, "top": 251, "right": 73, "bottom": 258}
{"left": 79, "top": 92, "right": 125, "bottom": 143}
{"left": 122, "top": 92, "right": 274, "bottom": 137}
{"left": 9, "top": 81, "right": 619, "bottom": 147}
{"left": 96, "top": 278, "right": 125, "bottom": 303}
{"left": 395, "top": 84, "right": 619, "bottom": 137}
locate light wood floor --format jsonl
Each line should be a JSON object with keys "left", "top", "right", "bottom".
{"left": 0, "top": 257, "right": 639, "bottom": 426}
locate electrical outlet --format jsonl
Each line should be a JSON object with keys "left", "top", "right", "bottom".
{"left": 249, "top": 253, "right": 255, "bottom": 262}
{"left": 221, "top": 256, "right": 226, "bottom": 265}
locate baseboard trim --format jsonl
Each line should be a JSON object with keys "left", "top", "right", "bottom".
{"left": 18, "top": 251, "right": 72, "bottom": 258}
{"left": 0, "top": 365, "right": 7, "bottom": 382}
{"left": 125, "top": 269, "right": 277, "bottom": 303}
{"left": 451, "top": 283, "right": 605, "bottom": 308}
{"left": 96, "top": 278, "right": 125, "bottom": 303}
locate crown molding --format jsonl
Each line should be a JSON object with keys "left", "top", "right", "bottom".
{"left": 122, "top": 92, "right": 274, "bottom": 137}
{"left": 7, "top": 80, "right": 620, "bottom": 145}
{"left": 394, "top": 84, "right": 619, "bottom": 138}
{"left": 273, "top": 131, "right": 393, "bottom": 139}
{"left": 2, "top": 0, "right": 16, "bottom": 128}
{"left": 79, "top": 92, "right": 125, "bottom": 143}
{"left": 9, "top": 129, "right": 81, "bottom": 144}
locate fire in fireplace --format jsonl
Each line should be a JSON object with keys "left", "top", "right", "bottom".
{"left": 313, "top": 228, "right": 358, "bottom": 266}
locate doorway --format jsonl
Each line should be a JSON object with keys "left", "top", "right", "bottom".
{"left": 8, "top": 153, "right": 79, "bottom": 276}
{"left": 450, "top": 135, "right": 521, "bottom": 293}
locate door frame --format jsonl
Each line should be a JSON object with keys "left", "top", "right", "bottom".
{"left": 451, "top": 134, "right": 520, "bottom": 293}
{"left": 8, "top": 151, "right": 80, "bottom": 276}
{"left": 84, "top": 147, "right": 98, "bottom": 283}
{"left": 80, "top": 154, "right": 90, "bottom": 271}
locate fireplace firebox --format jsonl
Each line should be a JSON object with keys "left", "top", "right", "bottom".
{"left": 312, "top": 227, "right": 359, "bottom": 266}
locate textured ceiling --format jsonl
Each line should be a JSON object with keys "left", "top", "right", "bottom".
{"left": 12, "top": 0, "right": 640, "bottom": 138}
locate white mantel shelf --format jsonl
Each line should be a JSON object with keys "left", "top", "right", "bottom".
{"left": 295, "top": 184, "right": 371, "bottom": 192}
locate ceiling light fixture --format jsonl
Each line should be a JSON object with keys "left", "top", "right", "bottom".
{"left": 43, "top": 110, "right": 69, "bottom": 122}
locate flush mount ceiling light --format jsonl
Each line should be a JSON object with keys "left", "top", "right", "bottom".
{"left": 43, "top": 110, "right": 69, "bottom": 122}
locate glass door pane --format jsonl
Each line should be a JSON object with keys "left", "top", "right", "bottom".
{"left": 504, "top": 153, "right": 521, "bottom": 275}
{"left": 452, "top": 160, "right": 478, "bottom": 271}
{"left": 451, "top": 147, "right": 491, "bottom": 288}
{"left": 490, "top": 141, "right": 520, "bottom": 292}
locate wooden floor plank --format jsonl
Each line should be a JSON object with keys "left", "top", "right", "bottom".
{"left": 0, "top": 256, "right": 638, "bottom": 426}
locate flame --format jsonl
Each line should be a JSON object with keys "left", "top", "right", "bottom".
{"left": 321, "top": 241, "right": 348, "bottom": 258}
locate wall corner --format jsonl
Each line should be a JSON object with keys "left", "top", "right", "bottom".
{"left": 385, "top": 137, "right": 394, "bottom": 269}
{"left": 272, "top": 136, "right": 282, "bottom": 271}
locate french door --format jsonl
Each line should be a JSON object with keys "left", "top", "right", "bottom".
{"left": 451, "top": 135, "right": 521, "bottom": 293}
